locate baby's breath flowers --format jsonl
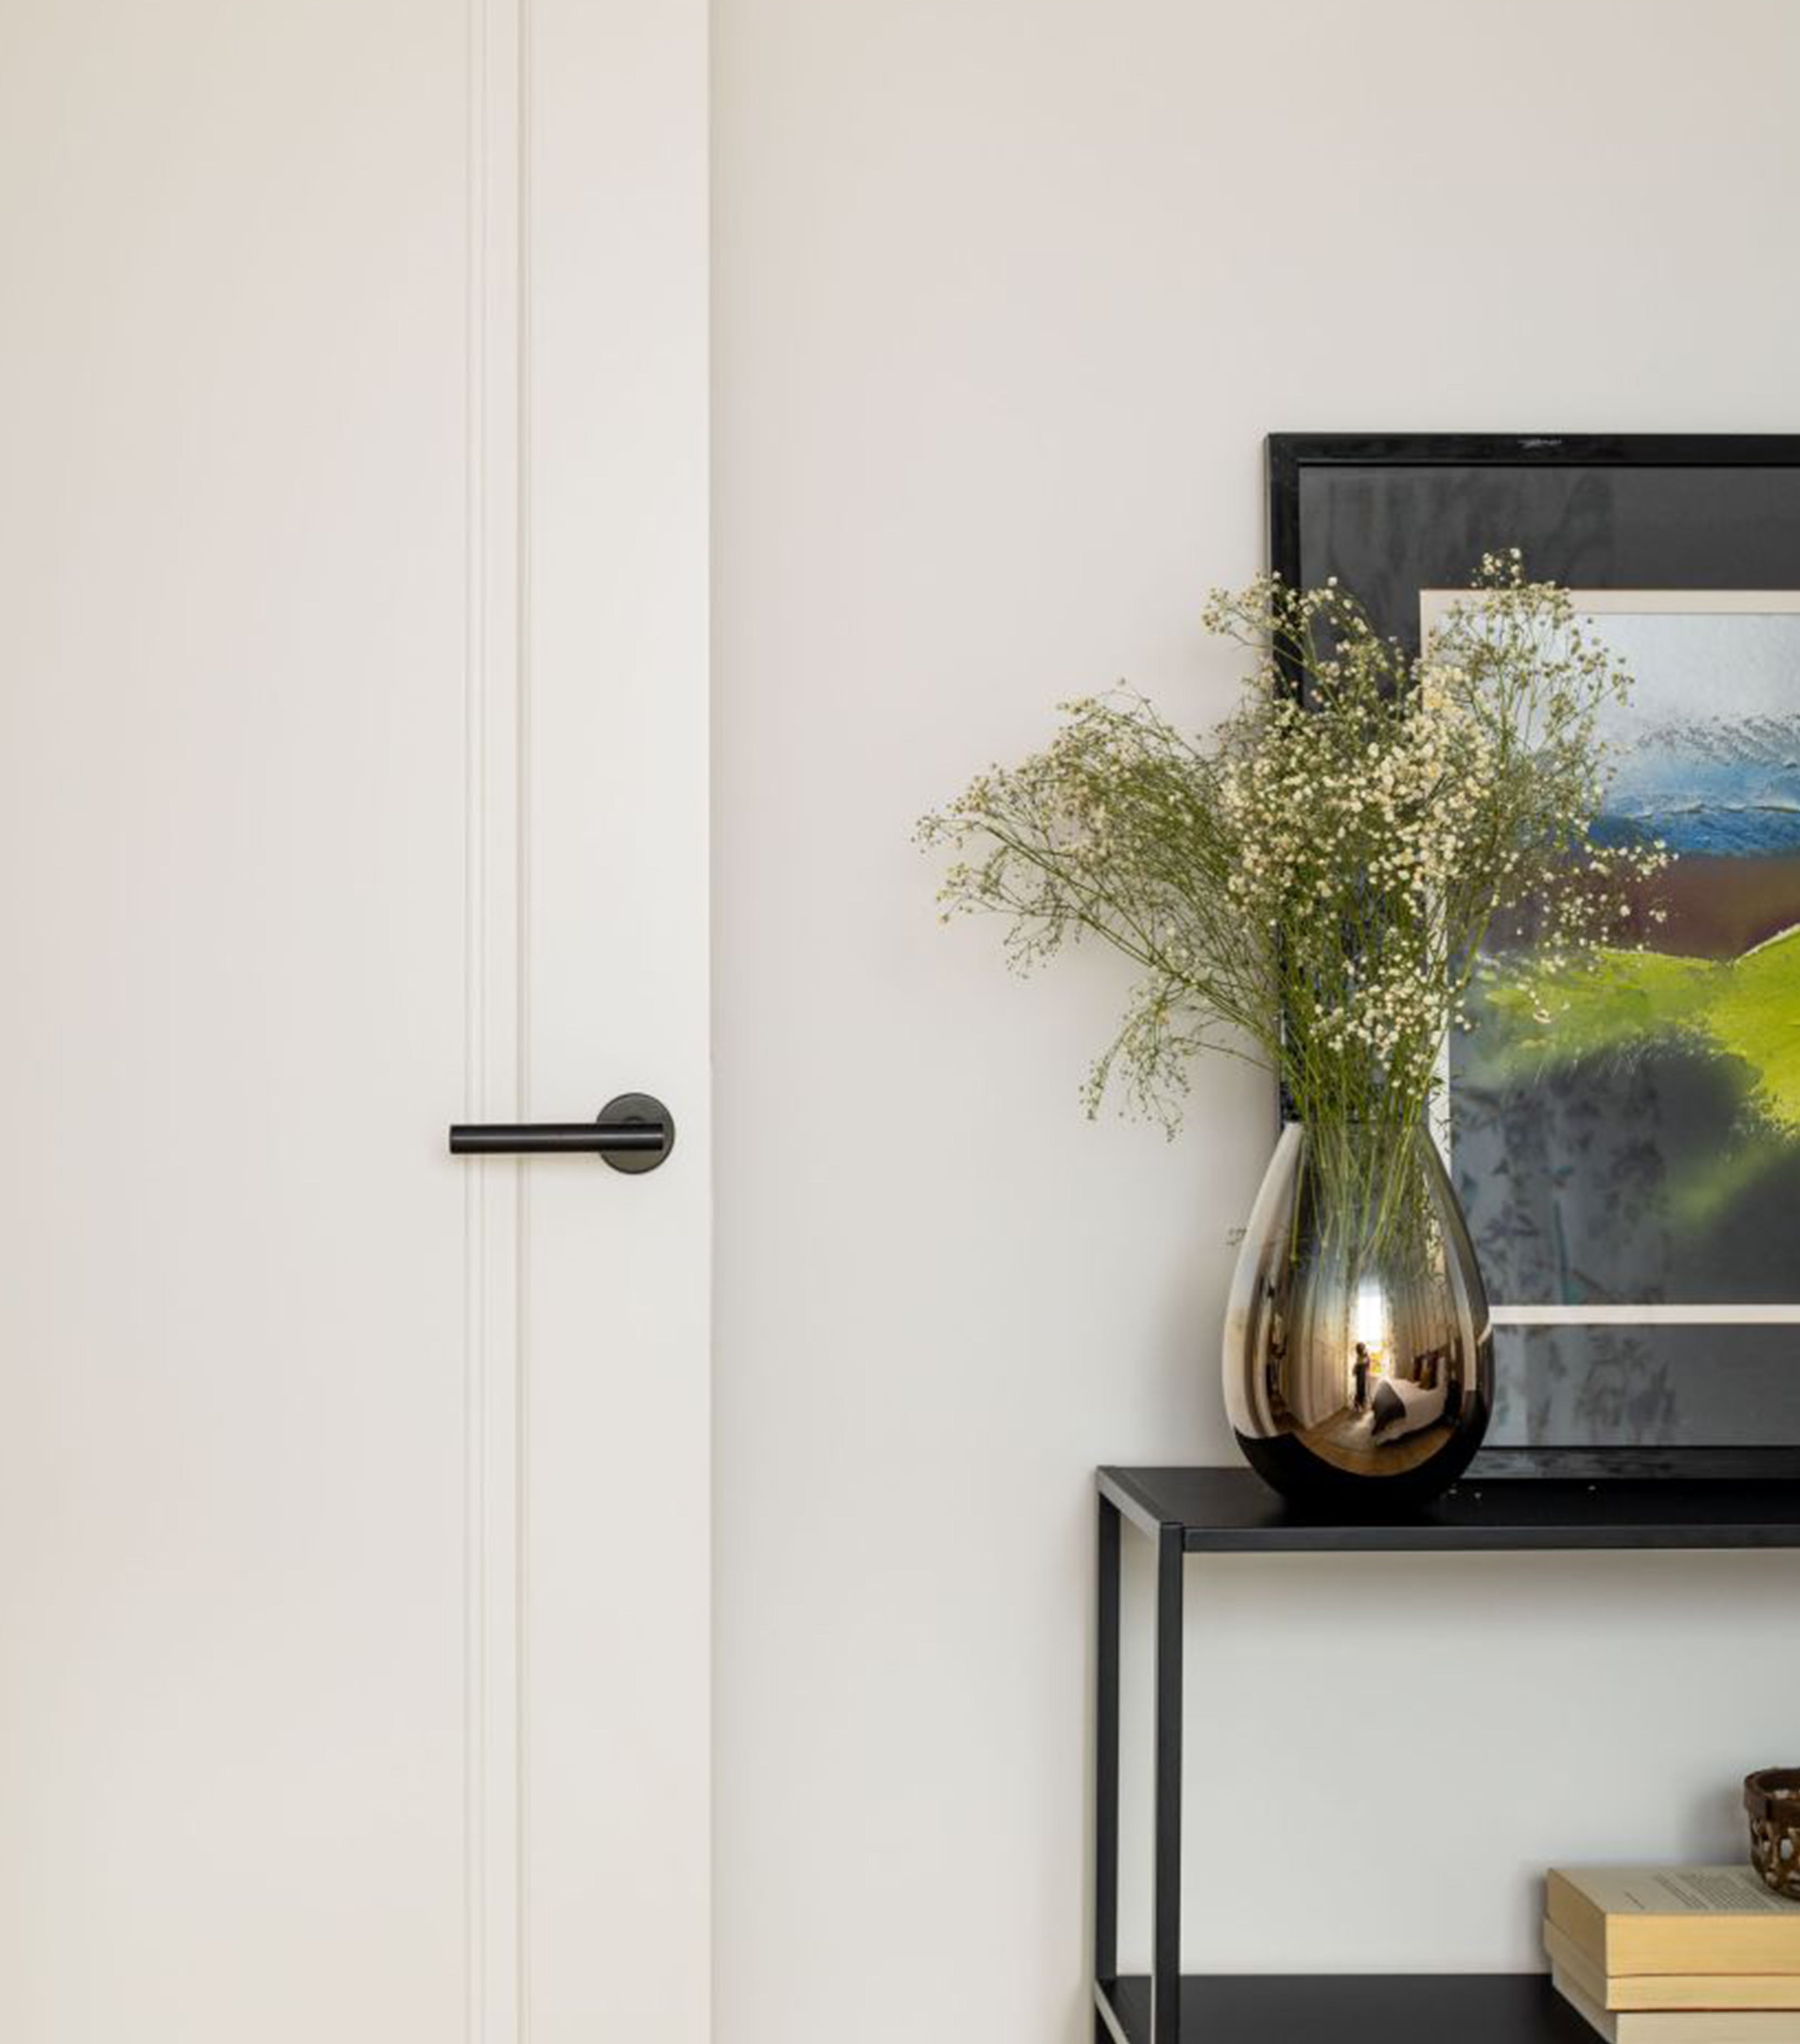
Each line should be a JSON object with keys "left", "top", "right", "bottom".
{"left": 918, "top": 553, "right": 1670, "bottom": 1187}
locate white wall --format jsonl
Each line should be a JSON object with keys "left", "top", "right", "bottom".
{"left": 712, "top": 2, "right": 1800, "bottom": 2037}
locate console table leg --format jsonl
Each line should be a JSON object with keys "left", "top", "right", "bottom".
{"left": 1151, "top": 1525, "right": 1183, "bottom": 2044}
{"left": 1096, "top": 1494, "right": 1121, "bottom": 1992}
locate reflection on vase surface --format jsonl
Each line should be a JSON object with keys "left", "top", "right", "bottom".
{"left": 1223, "top": 1120, "right": 1493, "bottom": 1510}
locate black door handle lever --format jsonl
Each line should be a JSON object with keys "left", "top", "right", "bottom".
{"left": 449, "top": 1092, "right": 675, "bottom": 1174}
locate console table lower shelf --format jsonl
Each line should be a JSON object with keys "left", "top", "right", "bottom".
{"left": 1096, "top": 1972, "right": 1592, "bottom": 2044}
{"left": 1093, "top": 1465, "right": 1800, "bottom": 2044}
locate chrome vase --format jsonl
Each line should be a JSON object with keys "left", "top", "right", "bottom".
{"left": 1223, "top": 1119, "right": 1493, "bottom": 1511}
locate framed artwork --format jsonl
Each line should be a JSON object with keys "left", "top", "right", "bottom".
{"left": 1268, "top": 434, "right": 1800, "bottom": 1475}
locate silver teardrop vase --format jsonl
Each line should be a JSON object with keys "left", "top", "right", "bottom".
{"left": 1223, "top": 1120, "right": 1494, "bottom": 1511}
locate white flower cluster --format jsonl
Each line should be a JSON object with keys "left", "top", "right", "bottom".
{"left": 921, "top": 555, "right": 1671, "bottom": 1137}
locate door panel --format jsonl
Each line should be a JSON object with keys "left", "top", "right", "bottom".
{"left": 0, "top": 6, "right": 468, "bottom": 2037}
{"left": 0, "top": 1, "right": 709, "bottom": 2038}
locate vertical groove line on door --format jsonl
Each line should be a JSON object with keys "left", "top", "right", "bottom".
{"left": 462, "top": 0, "right": 487, "bottom": 2034}
{"left": 513, "top": 0, "right": 535, "bottom": 2033}
{"left": 466, "top": 0, "right": 525, "bottom": 2039}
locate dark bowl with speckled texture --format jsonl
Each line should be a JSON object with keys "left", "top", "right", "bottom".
{"left": 1745, "top": 1769, "right": 1800, "bottom": 1901}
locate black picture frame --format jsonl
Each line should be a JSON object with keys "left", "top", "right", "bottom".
{"left": 1267, "top": 433, "right": 1800, "bottom": 1480}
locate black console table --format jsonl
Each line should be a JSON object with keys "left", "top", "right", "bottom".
{"left": 1093, "top": 1467, "right": 1800, "bottom": 2044}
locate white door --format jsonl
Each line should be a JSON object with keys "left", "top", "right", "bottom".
{"left": 0, "top": 3, "right": 710, "bottom": 2041}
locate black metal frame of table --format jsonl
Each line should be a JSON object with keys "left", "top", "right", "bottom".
{"left": 1092, "top": 1466, "right": 1800, "bottom": 2044}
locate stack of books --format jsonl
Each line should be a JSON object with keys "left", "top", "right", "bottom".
{"left": 1547, "top": 1867, "right": 1800, "bottom": 2041}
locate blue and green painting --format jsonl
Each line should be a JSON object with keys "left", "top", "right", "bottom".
{"left": 1450, "top": 607, "right": 1800, "bottom": 1445}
